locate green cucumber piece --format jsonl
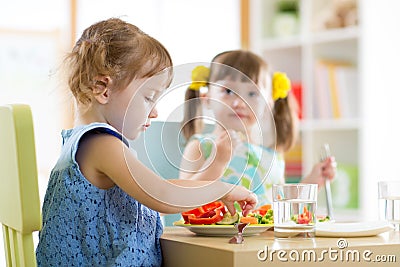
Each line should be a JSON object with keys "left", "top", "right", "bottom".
{"left": 216, "top": 212, "right": 240, "bottom": 225}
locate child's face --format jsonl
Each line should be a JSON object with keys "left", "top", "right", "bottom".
{"left": 207, "top": 79, "right": 270, "bottom": 133}
{"left": 107, "top": 71, "right": 170, "bottom": 140}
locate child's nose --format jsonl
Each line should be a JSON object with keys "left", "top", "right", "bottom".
{"left": 232, "top": 96, "right": 246, "bottom": 108}
{"left": 149, "top": 107, "right": 158, "bottom": 118}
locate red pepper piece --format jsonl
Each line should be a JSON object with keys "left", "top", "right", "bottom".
{"left": 188, "top": 207, "right": 224, "bottom": 224}
{"left": 199, "top": 210, "right": 216, "bottom": 218}
{"left": 181, "top": 201, "right": 226, "bottom": 224}
{"left": 252, "top": 204, "right": 272, "bottom": 216}
{"left": 181, "top": 207, "right": 205, "bottom": 223}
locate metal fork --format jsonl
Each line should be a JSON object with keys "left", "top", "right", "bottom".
{"left": 321, "top": 144, "right": 334, "bottom": 220}
{"left": 229, "top": 222, "right": 249, "bottom": 244}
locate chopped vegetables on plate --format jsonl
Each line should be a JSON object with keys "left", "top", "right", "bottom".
{"left": 180, "top": 201, "right": 274, "bottom": 225}
{"left": 317, "top": 215, "right": 331, "bottom": 222}
{"left": 216, "top": 212, "right": 239, "bottom": 225}
{"left": 240, "top": 216, "right": 258, "bottom": 224}
{"left": 181, "top": 201, "right": 226, "bottom": 225}
{"left": 252, "top": 209, "right": 274, "bottom": 224}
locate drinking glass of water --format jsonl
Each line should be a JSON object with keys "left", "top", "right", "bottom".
{"left": 378, "top": 181, "right": 400, "bottom": 231}
{"left": 273, "top": 184, "right": 318, "bottom": 239}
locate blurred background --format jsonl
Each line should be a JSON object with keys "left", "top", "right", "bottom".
{"left": 1, "top": 1, "right": 400, "bottom": 263}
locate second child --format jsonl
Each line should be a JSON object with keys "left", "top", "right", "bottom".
{"left": 180, "top": 50, "right": 336, "bottom": 205}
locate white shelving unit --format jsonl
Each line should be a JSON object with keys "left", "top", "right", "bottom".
{"left": 249, "top": 0, "right": 362, "bottom": 220}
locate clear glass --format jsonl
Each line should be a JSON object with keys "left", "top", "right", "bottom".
{"left": 378, "top": 181, "right": 400, "bottom": 231}
{"left": 273, "top": 184, "right": 318, "bottom": 239}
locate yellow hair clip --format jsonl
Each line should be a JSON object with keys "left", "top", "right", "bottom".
{"left": 189, "top": 65, "right": 210, "bottom": 91}
{"left": 272, "top": 72, "right": 291, "bottom": 101}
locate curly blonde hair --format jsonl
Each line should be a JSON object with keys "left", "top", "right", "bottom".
{"left": 64, "top": 18, "right": 173, "bottom": 105}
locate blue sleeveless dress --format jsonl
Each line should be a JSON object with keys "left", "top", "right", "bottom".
{"left": 191, "top": 134, "right": 285, "bottom": 205}
{"left": 36, "top": 123, "right": 163, "bottom": 266}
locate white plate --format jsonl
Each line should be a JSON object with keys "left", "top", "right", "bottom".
{"left": 174, "top": 222, "right": 273, "bottom": 237}
{"left": 316, "top": 221, "right": 395, "bottom": 237}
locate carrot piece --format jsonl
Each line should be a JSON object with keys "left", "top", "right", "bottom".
{"left": 258, "top": 204, "right": 272, "bottom": 211}
{"left": 240, "top": 216, "right": 258, "bottom": 224}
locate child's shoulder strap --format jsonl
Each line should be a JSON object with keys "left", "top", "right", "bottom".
{"left": 56, "top": 123, "right": 129, "bottom": 169}
{"left": 84, "top": 125, "right": 130, "bottom": 147}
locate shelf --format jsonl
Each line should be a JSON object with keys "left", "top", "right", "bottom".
{"left": 311, "top": 26, "right": 359, "bottom": 44}
{"left": 251, "top": 0, "right": 363, "bottom": 218}
{"left": 258, "top": 35, "right": 303, "bottom": 50}
{"left": 300, "top": 118, "right": 361, "bottom": 131}
{"left": 249, "top": 0, "right": 400, "bottom": 223}
{"left": 257, "top": 26, "right": 359, "bottom": 50}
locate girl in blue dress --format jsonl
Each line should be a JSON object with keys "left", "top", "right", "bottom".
{"left": 180, "top": 50, "right": 336, "bottom": 205}
{"left": 36, "top": 19, "right": 257, "bottom": 267}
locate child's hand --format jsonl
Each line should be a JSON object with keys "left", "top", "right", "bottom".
{"left": 213, "top": 130, "right": 242, "bottom": 164}
{"left": 220, "top": 186, "right": 258, "bottom": 217}
{"left": 302, "top": 156, "right": 337, "bottom": 188}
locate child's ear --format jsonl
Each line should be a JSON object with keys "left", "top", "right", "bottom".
{"left": 92, "top": 76, "right": 112, "bottom": 104}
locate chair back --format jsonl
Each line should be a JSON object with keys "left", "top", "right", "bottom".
{"left": 130, "top": 120, "right": 214, "bottom": 225}
{"left": 131, "top": 121, "right": 186, "bottom": 179}
{"left": 131, "top": 120, "right": 214, "bottom": 178}
{"left": 0, "top": 104, "right": 41, "bottom": 267}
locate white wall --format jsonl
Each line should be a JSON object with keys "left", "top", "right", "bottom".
{"left": 360, "top": 0, "right": 400, "bottom": 220}
{"left": 75, "top": 0, "right": 240, "bottom": 121}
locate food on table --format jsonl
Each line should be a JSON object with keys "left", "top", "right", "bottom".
{"left": 180, "top": 202, "right": 274, "bottom": 225}
{"left": 252, "top": 208, "right": 274, "bottom": 224}
{"left": 252, "top": 204, "right": 272, "bottom": 216}
{"left": 216, "top": 212, "right": 240, "bottom": 225}
{"left": 317, "top": 215, "right": 331, "bottom": 222}
{"left": 181, "top": 201, "right": 226, "bottom": 225}
{"left": 240, "top": 216, "right": 258, "bottom": 224}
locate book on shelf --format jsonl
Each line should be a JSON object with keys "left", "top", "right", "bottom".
{"left": 291, "top": 82, "right": 303, "bottom": 119}
{"left": 284, "top": 139, "right": 302, "bottom": 183}
{"left": 285, "top": 161, "right": 302, "bottom": 183}
{"left": 313, "top": 60, "right": 358, "bottom": 120}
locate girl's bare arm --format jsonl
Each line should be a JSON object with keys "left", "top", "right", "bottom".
{"left": 77, "top": 133, "right": 256, "bottom": 215}
{"left": 179, "top": 130, "right": 239, "bottom": 181}
{"left": 179, "top": 139, "right": 227, "bottom": 181}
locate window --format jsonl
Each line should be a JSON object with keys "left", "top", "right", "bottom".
{"left": 76, "top": 0, "right": 240, "bottom": 121}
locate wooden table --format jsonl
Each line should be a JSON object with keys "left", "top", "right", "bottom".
{"left": 161, "top": 227, "right": 400, "bottom": 266}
